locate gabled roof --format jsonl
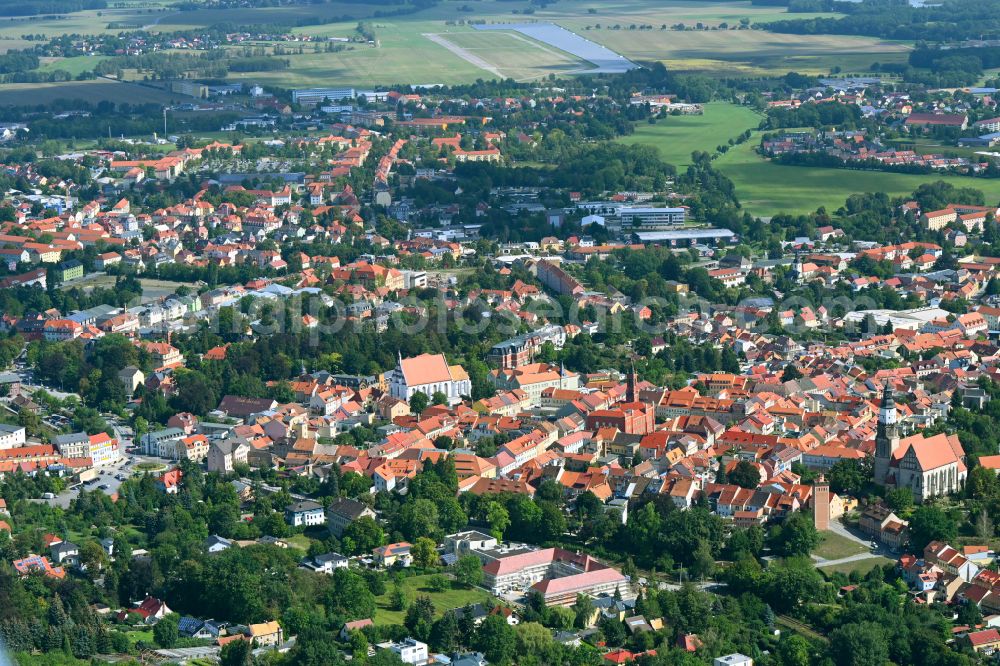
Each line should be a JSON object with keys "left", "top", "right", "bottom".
{"left": 399, "top": 353, "right": 453, "bottom": 385}
{"left": 893, "top": 432, "right": 965, "bottom": 471}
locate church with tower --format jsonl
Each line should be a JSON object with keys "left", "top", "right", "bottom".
{"left": 873, "top": 384, "right": 967, "bottom": 502}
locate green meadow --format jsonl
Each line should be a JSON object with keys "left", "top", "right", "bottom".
{"left": 715, "top": 138, "right": 1000, "bottom": 218}
{"left": 620, "top": 103, "right": 1000, "bottom": 217}
{"left": 616, "top": 102, "right": 763, "bottom": 167}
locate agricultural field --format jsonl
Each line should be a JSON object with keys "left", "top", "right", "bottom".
{"left": 0, "top": 35, "right": 31, "bottom": 52}
{"left": 0, "top": 0, "right": 913, "bottom": 85}
{"left": 38, "top": 54, "right": 109, "bottom": 75}
{"left": 584, "top": 30, "right": 909, "bottom": 77}
{"left": 272, "top": 0, "right": 912, "bottom": 85}
{"left": 0, "top": 79, "right": 179, "bottom": 106}
{"left": 616, "top": 102, "right": 763, "bottom": 167}
{"left": 0, "top": 6, "right": 170, "bottom": 43}
{"left": 0, "top": 1, "right": 399, "bottom": 47}
{"left": 533, "top": 0, "right": 908, "bottom": 76}
{"left": 145, "top": 1, "right": 401, "bottom": 32}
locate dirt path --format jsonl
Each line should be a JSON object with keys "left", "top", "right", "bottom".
{"left": 423, "top": 33, "right": 503, "bottom": 79}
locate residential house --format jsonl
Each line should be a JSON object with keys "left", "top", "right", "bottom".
{"left": 327, "top": 498, "right": 376, "bottom": 537}
{"left": 373, "top": 542, "right": 413, "bottom": 568}
{"left": 285, "top": 501, "right": 326, "bottom": 527}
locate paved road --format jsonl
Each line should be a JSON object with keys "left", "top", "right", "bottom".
{"left": 814, "top": 551, "right": 888, "bottom": 568}
{"left": 657, "top": 580, "right": 721, "bottom": 592}
{"left": 827, "top": 517, "right": 872, "bottom": 548}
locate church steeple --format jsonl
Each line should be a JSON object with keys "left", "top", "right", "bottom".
{"left": 873, "top": 381, "right": 900, "bottom": 485}
{"left": 626, "top": 360, "right": 638, "bottom": 403}
{"left": 878, "top": 381, "right": 897, "bottom": 430}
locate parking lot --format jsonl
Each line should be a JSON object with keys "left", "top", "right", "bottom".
{"left": 32, "top": 422, "right": 158, "bottom": 510}
{"left": 5, "top": 361, "right": 163, "bottom": 508}
{"left": 34, "top": 456, "right": 135, "bottom": 509}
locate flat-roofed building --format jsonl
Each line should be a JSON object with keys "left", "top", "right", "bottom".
{"left": 292, "top": 88, "right": 356, "bottom": 106}
{"left": 619, "top": 206, "right": 686, "bottom": 229}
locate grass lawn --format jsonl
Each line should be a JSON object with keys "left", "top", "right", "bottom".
{"left": 374, "top": 574, "right": 490, "bottom": 626}
{"left": 284, "top": 534, "right": 314, "bottom": 552}
{"left": 616, "top": 102, "right": 763, "bottom": 167}
{"left": 230, "top": 21, "right": 489, "bottom": 88}
{"left": 622, "top": 117, "right": 1000, "bottom": 216}
{"left": 813, "top": 533, "right": 869, "bottom": 560}
{"left": 442, "top": 29, "right": 590, "bottom": 81}
{"left": 713, "top": 137, "right": 1000, "bottom": 217}
{"left": 13, "top": 654, "right": 91, "bottom": 666}
{"left": 818, "top": 556, "right": 893, "bottom": 576}
{"left": 126, "top": 628, "right": 154, "bottom": 648}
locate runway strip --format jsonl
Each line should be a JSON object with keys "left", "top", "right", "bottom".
{"left": 423, "top": 33, "right": 503, "bottom": 79}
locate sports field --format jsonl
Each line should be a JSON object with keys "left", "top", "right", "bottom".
{"left": 616, "top": 102, "right": 763, "bottom": 166}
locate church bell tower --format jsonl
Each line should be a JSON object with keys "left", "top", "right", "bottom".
{"left": 873, "top": 383, "right": 900, "bottom": 485}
